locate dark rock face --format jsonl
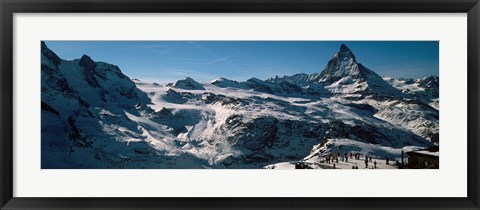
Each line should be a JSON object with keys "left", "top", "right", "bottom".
{"left": 78, "top": 55, "right": 101, "bottom": 88}
{"left": 67, "top": 116, "right": 93, "bottom": 148}
{"left": 41, "top": 65, "right": 74, "bottom": 94}
{"left": 403, "top": 78, "right": 415, "bottom": 85}
{"left": 272, "top": 80, "right": 304, "bottom": 95}
{"left": 430, "top": 133, "right": 439, "bottom": 144}
{"left": 339, "top": 43, "right": 357, "bottom": 61}
{"left": 240, "top": 116, "right": 279, "bottom": 151}
{"left": 164, "top": 89, "right": 191, "bottom": 104}
{"left": 41, "top": 101, "right": 60, "bottom": 115}
{"left": 345, "top": 103, "right": 378, "bottom": 115}
{"left": 324, "top": 120, "right": 351, "bottom": 140}
{"left": 202, "top": 92, "right": 248, "bottom": 107}
{"left": 79, "top": 55, "right": 97, "bottom": 72}
{"left": 41, "top": 41, "right": 61, "bottom": 66}
{"left": 245, "top": 78, "right": 275, "bottom": 94}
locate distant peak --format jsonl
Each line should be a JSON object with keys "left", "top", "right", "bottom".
{"left": 247, "top": 77, "right": 263, "bottom": 83}
{"left": 79, "top": 54, "right": 96, "bottom": 71}
{"left": 181, "top": 77, "right": 201, "bottom": 83}
{"left": 211, "top": 77, "right": 229, "bottom": 83}
{"left": 80, "top": 54, "right": 93, "bottom": 62}
{"left": 174, "top": 77, "right": 205, "bottom": 90}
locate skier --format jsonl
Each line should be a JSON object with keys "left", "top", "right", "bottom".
{"left": 365, "top": 159, "right": 368, "bottom": 168}
{"left": 374, "top": 161, "right": 377, "bottom": 168}
{"left": 401, "top": 150, "right": 405, "bottom": 166}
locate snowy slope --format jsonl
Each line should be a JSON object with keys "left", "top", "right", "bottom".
{"left": 132, "top": 78, "right": 435, "bottom": 168}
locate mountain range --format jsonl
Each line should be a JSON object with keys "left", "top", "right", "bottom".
{"left": 41, "top": 42, "right": 438, "bottom": 168}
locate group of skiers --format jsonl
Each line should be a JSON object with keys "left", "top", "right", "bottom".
{"left": 324, "top": 154, "right": 338, "bottom": 164}
{"left": 324, "top": 152, "right": 367, "bottom": 164}
{"left": 321, "top": 151, "right": 389, "bottom": 169}
{"left": 323, "top": 152, "right": 366, "bottom": 164}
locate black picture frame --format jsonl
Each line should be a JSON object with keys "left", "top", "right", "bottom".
{"left": 1, "top": 0, "right": 479, "bottom": 209}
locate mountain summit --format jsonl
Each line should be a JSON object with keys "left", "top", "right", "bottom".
{"left": 173, "top": 77, "right": 206, "bottom": 90}
{"left": 315, "top": 44, "right": 405, "bottom": 98}
{"left": 213, "top": 44, "right": 405, "bottom": 99}
{"left": 318, "top": 44, "right": 359, "bottom": 83}
{"left": 338, "top": 43, "right": 356, "bottom": 62}
{"left": 262, "top": 44, "right": 406, "bottom": 98}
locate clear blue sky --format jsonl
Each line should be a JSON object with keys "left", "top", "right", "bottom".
{"left": 44, "top": 41, "right": 439, "bottom": 83}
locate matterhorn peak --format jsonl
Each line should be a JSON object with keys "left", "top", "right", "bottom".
{"left": 315, "top": 44, "right": 405, "bottom": 98}
{"left": 339, "top": 43, "right": 351, "bottom": 52}
{"left": 336, "top": 43, "right": 356, "bottom": 62}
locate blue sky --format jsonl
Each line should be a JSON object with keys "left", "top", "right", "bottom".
{"left": 44, "top": 41, "right": 439, "bottom": 83}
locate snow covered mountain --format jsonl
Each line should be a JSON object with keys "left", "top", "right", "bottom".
{"left": 171, "top": 77, "right": 205, "bottom": 90}
{"left": 41, "top": 43, "right": 438, "bottom": 169}
{"left": 41, "top": 42, "right": 209, "bottom": 168}
{"left": 384, "top": 76, "right": 439, "bottom": 110}
{"left": 265, "top": 44, "right": 405, "bottom": 99}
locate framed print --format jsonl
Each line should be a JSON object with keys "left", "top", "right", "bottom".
{"left": 1, "top": 0, "right": 479, "bottom": 209}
